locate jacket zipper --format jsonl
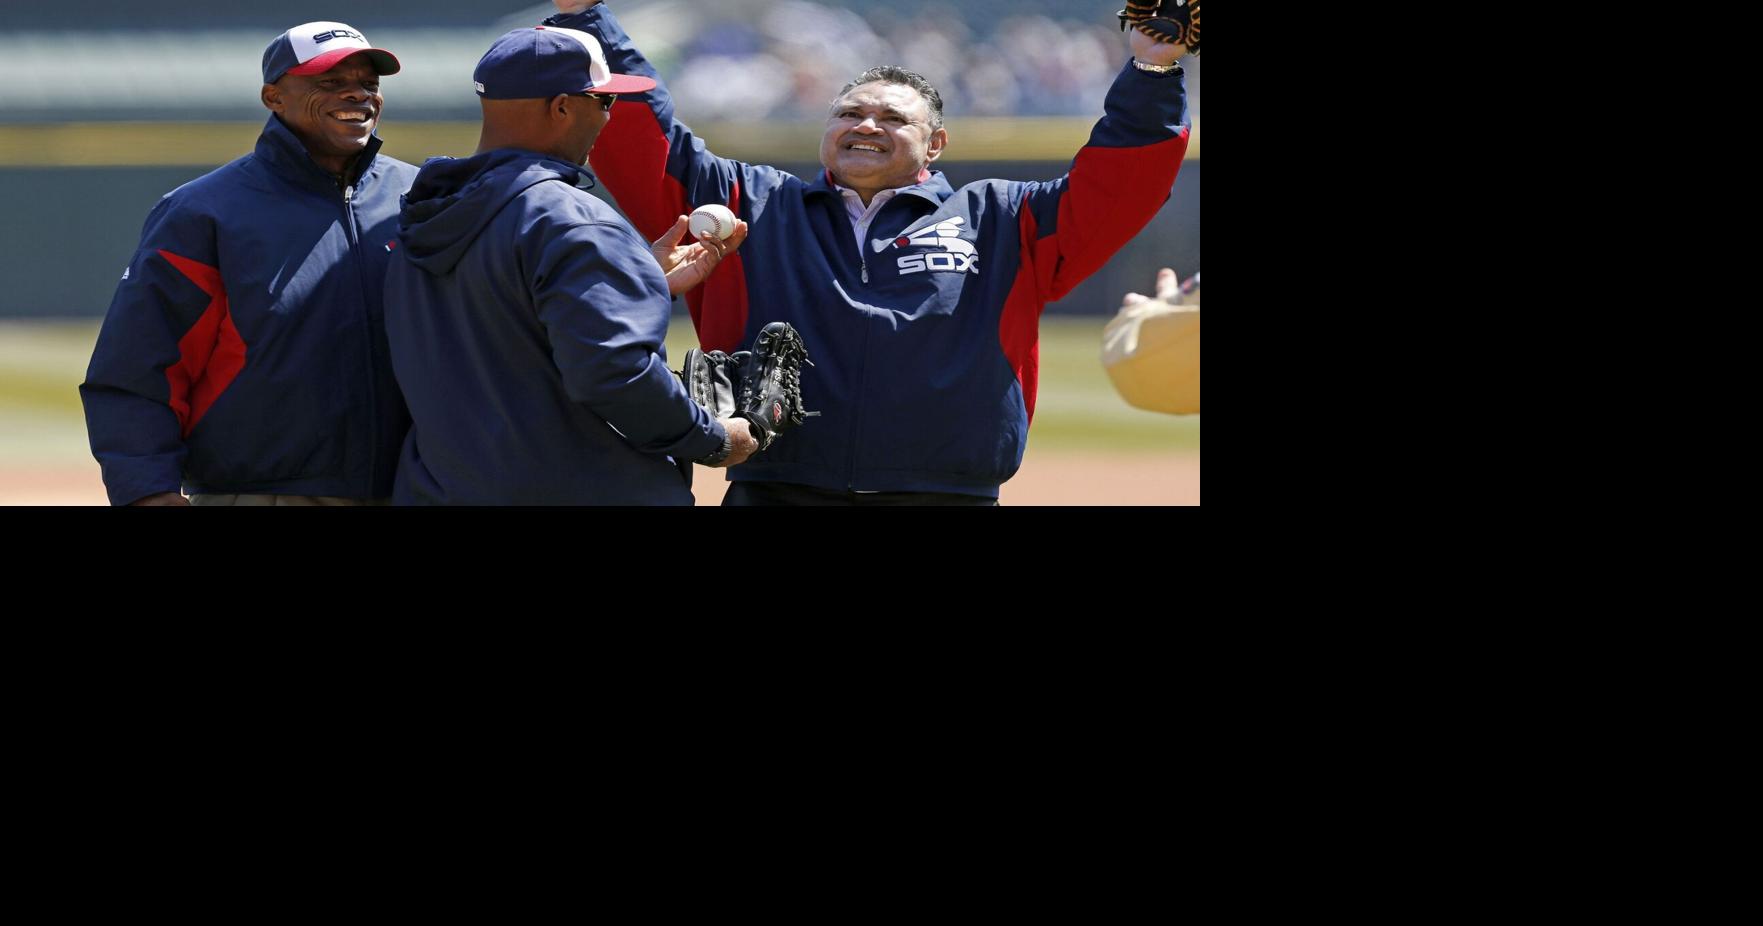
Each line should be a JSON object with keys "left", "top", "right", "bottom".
{"left": 342, "top": 180, "right": 381, "bottom": 492}
{"left": 846, "top": 199, "right": 890, "bottom": 488}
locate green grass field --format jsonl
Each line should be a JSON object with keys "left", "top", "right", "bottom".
{"left": 1, "top": 315, "right": 1197, "bottom": 502}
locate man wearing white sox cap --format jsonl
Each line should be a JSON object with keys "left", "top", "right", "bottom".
{"left": 82, "top": 21, "right": 420, "bottom": 506}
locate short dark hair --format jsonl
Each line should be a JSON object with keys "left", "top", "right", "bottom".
{"left": 835, "top": 66, "right": 944, "bottom": 131}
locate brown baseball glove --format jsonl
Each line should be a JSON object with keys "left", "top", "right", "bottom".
{"left": 1118, "top": 0, "right": 1201, "bottom": 54}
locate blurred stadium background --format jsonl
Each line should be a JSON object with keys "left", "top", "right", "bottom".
{"left": 0, "top": 0, "right": 1198, "bottom": 505}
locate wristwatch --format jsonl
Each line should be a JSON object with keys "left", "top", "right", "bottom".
{"left": 697, "top": 424, "right": 734, "bottom": 466}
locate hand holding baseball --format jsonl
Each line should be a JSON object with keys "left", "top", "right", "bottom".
{"left": 651, "top": 211, "right": 748, "bottom": 296}
{"left": 688, "top": 204, "right": 738, "bottom": 241}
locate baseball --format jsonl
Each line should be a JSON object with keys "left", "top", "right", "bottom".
{"left": 688, "top": 204, "right": 737, "bottom": 241}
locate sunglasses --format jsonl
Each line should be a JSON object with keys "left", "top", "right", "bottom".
{"left": 570, "top": 91, "right": 617, "bottom": 112}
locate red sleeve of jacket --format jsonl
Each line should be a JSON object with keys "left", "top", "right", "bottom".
{"left": 80, "top": 197, "right": 249, "bottom": 505}
{"left": 999, "top": 62, "right": 1192, "bottom": 421}
{"left": 570, "top": 5, "right": 754, "bottom": 352}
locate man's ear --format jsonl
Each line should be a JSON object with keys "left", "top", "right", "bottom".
{"left": 261, "top": 83, "right": 283, "bottom": 114}
{"left": 925, "top": 127, "right": 948, "bottom": 163}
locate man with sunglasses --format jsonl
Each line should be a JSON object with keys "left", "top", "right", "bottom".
{"left": 381, "top": 26, "right": 757, "bottom": 504}
{"left": 547, "top": 1, "right": 1194, "bottom": 505}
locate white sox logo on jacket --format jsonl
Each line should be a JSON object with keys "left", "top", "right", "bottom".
{"left": 872, "top": 216, "right": 979, "bottom": 276}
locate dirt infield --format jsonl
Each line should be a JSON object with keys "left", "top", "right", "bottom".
{"left": 1001, "top": 451, "right": 1199, "bottom": 506}
{"left": 0, "top": 464, "right": 105, "bottom": 505}
{"left": 3, "top": 451, "right": 1198, "bottom": 506}
{"left": 691, "top": 450, "right": 1199, "bottom": 505}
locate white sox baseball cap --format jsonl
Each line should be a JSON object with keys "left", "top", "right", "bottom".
{"left": 262, "top": 21, "right": 401, "bottom": 85}
{"left": 473, "top": 26, "right": 655, "bottom": 99}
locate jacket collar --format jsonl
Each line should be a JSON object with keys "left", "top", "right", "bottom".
{"left": 255, "top": 114, "right": 384, "bottom": 191}
{"left": 807, "top": 168, "right": 953, "bottom": 207}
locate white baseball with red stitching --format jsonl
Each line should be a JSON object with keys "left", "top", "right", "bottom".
{"left": 688, "top": 204, "right": 736, "bottom": 241}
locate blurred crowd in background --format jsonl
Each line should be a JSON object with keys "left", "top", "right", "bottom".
{"left": 0, "top": 0, "right": 1199, "bottom": 124}
{"left": 623, "top": 0, "right": 1201, "bottom": 122}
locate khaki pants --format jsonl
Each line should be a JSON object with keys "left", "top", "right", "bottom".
{"left": 188, "top": 495, "right": 388, "bottom": 506}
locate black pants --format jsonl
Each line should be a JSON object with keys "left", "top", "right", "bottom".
{"left": 723, "top": 481, "right": 998, "bottom": 507}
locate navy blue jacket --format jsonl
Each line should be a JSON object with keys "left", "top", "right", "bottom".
{"left": 383, "top": 149, "right": 725, "bottom": 505}
{"left": 559, "top": 5, "right": 1191, "bottom": 499}
{"left": 80, "top": 115, "right": 418, "bottom": 505}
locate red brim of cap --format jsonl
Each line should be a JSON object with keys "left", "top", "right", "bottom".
{"left": 594, "top": 73, "right": 657, "bottom": 94}
{"left": 287, "top": 47, "right": 402, "bottom": 77}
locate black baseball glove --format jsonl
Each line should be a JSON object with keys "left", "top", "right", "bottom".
{"left": 677, "top": 321, "right": 818, "bottom": 454}
{"left": 1118, "top": 0, "right": 1201, "bottom": 54}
